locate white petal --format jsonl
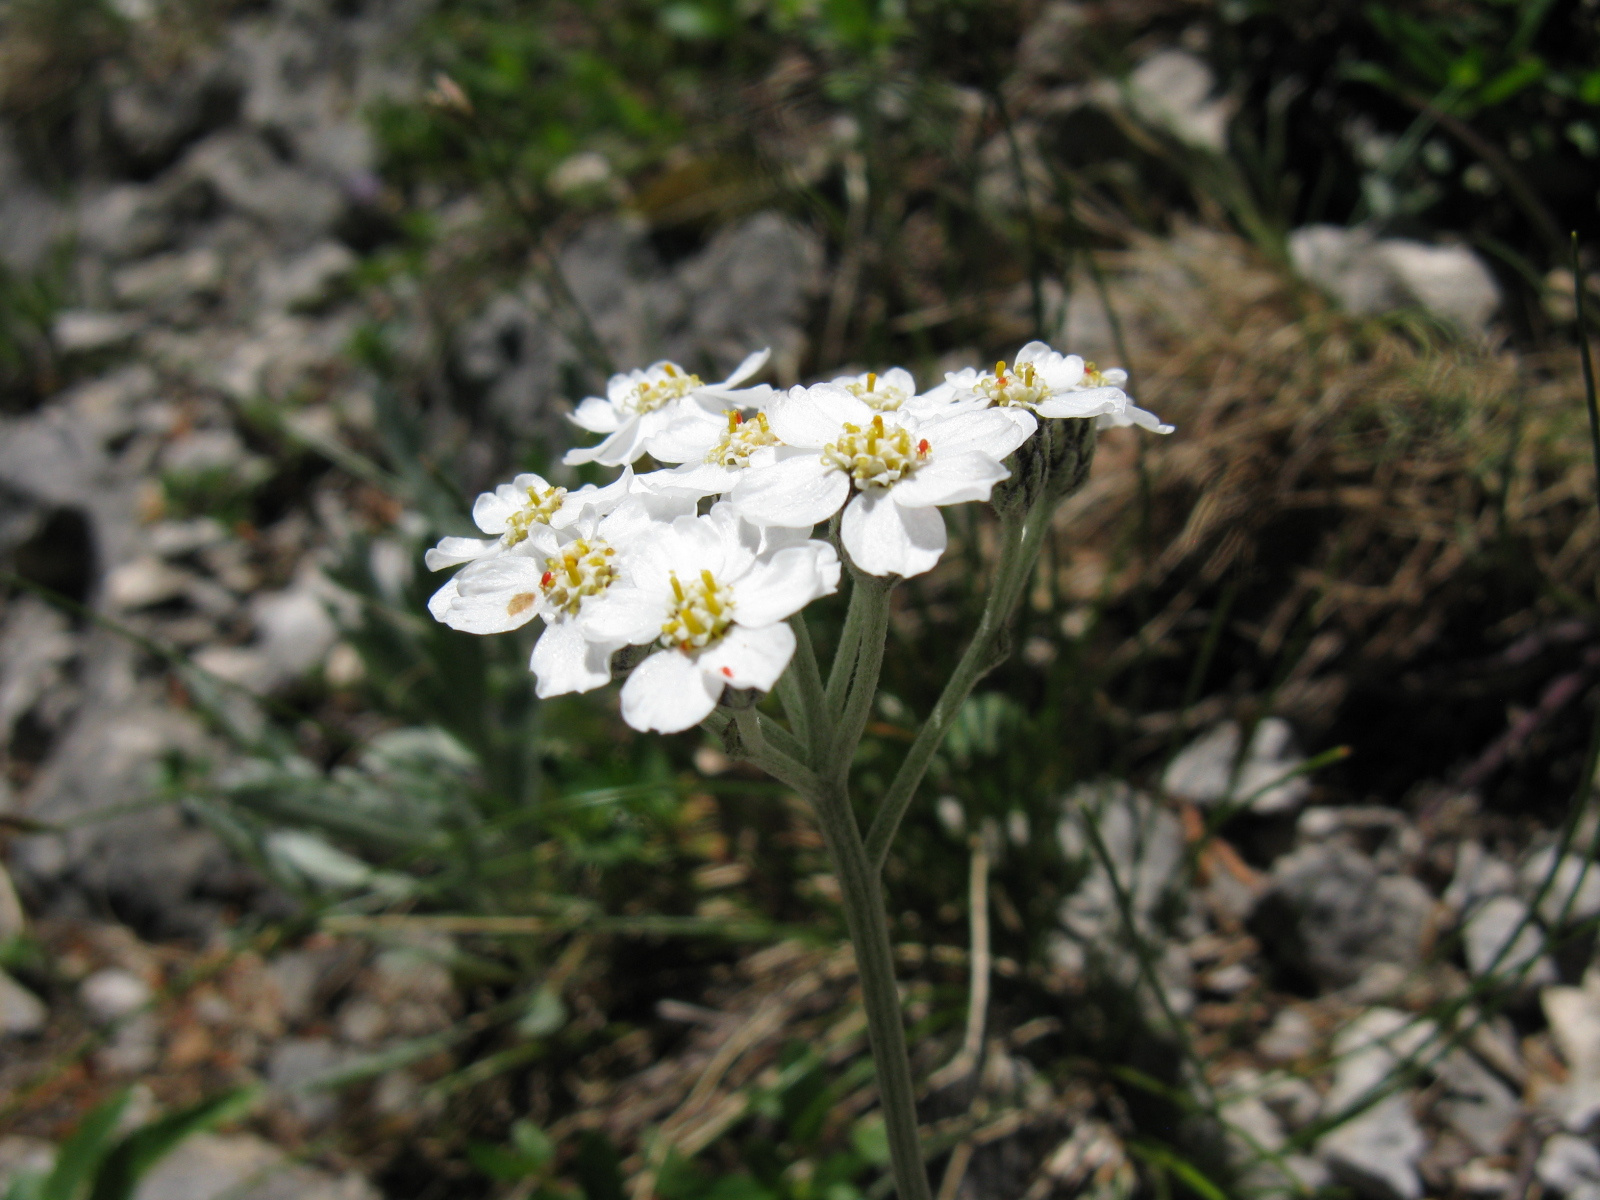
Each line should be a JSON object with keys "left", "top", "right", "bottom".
{"left": 473, "top": 490, "right": 517, "bottom": 534}
{"left": 597, "top": 492, "right": 697, "bottom": 548}
{"left": 563, "top": 416, "right": 648, "bottom": 466}
{"left": 919, "top": 407, "right": 1035, "bottom": 458}
{"left": 719, "top": 347, "right": 772, "bottom": 388}
{"left": 700, "top": 622, "right": 795, "bottom": 692}
{"left": 443, "top": 557, "right": 548, "bottom": 633}
{"left": 1034, "top": 386, "right": 1125, "bottom": 420}
{"left": 530, "top": 619, "right": 613, "bottom": 698}
{"left": 729, "top": 455, "right": 849, "bottom": 528}
{"left": 641, "top": 407, "right": 727, "bottom": 464}
{"left": 427, "top": 577, "right": 461, "bottom": 623}
{"left": 634, "top": 461, "right": 742, "bottom": 499}
{"left": 578, "top": 586, "right": 665, "bottom": 645}
{"left": 890, "top": 451, "right": 1009, "bottom": 508}
{"left": 569, "top": 395, "right": 622, "bottom": 433}
{"left": 1098, "top": 403, "right": 1174, "bottom": 434}
{"left": 840, "top": 490, "right": 947, "bottom": 578}
{"left": 765, "top": 384, "right": 873, "bottom": 448}
{"left": 425, "top": 536, "right": 496, "bottom": 570}
{"left": 552, "top": 466, "right": 635, "bottom": 527}
{"left": 621, "top": 648, "right": 722, "bottom": 733}
{"left": 733, "top": 543, "right": 840, "bottom": 626}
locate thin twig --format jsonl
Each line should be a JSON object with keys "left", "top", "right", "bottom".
{"left": 927, "top": 838, "right": 991, "bottom": 1092}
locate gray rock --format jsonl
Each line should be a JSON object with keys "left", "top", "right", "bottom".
{"left": 53, "top": 311, "right": 145, "bottom": 354}
{"left": 256, "top": 240, "right": 356, "bottom": 312}
{"left": 1052, "top": 783, "right": 1194, "bottom": 1018}
{"left": 674, "top": 212, "right": 823, "bottom": 383}
{"left": 80, "top": 968, "right": 152, "bottom": 1023}
{"left": 1258, "top": 1007, "right": 1317, "bottom": 1063}
{"left": 1124, "top": 50, "right": 1232, "bottom": 152}
{"left": 1537, "top": 1134, "right": 1600, "bottom": 1200}
{"left": 1542, "top": 970, "right": 1600, "bottom": 1132}
{"left": 180, "top": 131, "right": 343, "bottom": 238}
{"left": 1443, "top": 841, "right": 1517, "bottom": 916}
{"left": 132, "top": 1133, "right": 378, "bottom": 1200}
{"left": 111, "top": 247, "right": 227, "bottom": 308}
{"left": 0, "top": 596, "right": 75, "bottom": 739}
{"left": 106, "top": 50, "right": 238, "bottom": 169}
{"left": 0, "top": 134, "right": 69, "bottom": 274}
{"left": 1317, "top": 1009, "right": 1435, "bottom": 1200}
{"left": 1162, "top": 718, "right": 1310, "bottom": 815}
{"left": 1289, "top": 225, "right": 1500, "bottom": 335}
{"left": 0, "top": 968, "right": 47, "bottom": 1037}
{"left": 9, "top": 637, "right": 245, "bottom": 936}
{"left": 1520, "top": 846, "right": 1600, "bottom": 930}
{"left": 266, "top": 1038, "right": 350, "bottom": 1126}
{"left": 77, "top": 184, "right": 178, "bottom": 261}
{"left": 1249, "top": 842, "right": 1434, "bottom": 990}
{"left": 0, "top": 1137, "right": 54, "bottom": 1191}
{"left": 0, "top": 861, "right": 24, "bottom": 941}
{"left": 95, "top": 1012, "right": 160, "bottom": 1075}
{"left": 1461, "top": 894, "right": 1556, "bottom": 987}
{"left": 1432, "top": 1047, "right": 1523, "bottom": 1155}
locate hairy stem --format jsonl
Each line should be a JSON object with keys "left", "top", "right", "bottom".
{"left": 809, "top": 780, "right": 933, "bottom": 1200}
{"left": 830, "top": 573, "right": 893, "bottom": 772}
{"left": 865, "top": 506, "right": 1050, "bottom": 872}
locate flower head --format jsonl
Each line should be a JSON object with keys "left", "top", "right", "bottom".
{"left": 634, "top": 409, "right": 787, "bottom": 502}
{"left": 427, "top": 493, "right": 693, "bottom": 699}
{"left": 939, "top": 341, "right": 1172, "bottom": 434}
{"left": 730, "top": 383, "right": 1030, "bottom": 578}
{"left": 563, "top": 348, "right": 774, "bottom": 467}
{"left": 579, "top": 504, "right": 840, "bottom": 732}
{"left": 423, "top": 467, "right": 634, "bottom": 572}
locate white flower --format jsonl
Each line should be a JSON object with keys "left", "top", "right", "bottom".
{"left": 563, "top": 348, "right": 774, "bottom": 467}
{"left": 939, "top": 341, "right": 1173, "bottom": 434}
{"left": 826, "top": 367, "right": 950, "bottom": 416}
{"left": 729, "top": 383, "right": 1031, "bottom": 578}
{"left": 423, "top": 467, "right": 634, "bottom": 571}
{"left": 579, "top": 504, "right": 841, "bottom": 733}
{"left": 426, "top": 494, "right": 692, "bottom": 699}
{"left": 632, "top": 409, "right": 786, "bottom": 502}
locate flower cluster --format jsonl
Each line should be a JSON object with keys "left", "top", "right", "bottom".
{"left": 426, "top": 341, "right": 1169, "bottom": 732}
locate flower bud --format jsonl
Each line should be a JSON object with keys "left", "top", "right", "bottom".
{"left": 992, "top": 415, "right": 1096, "bottom": 516}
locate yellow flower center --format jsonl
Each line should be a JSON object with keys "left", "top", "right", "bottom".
{"left": 1081, "top": 361, "right": 1108, "bottom": 388}
{"left": 820, "top": 414, "right": 930, "bottom": 489}
{"left": 705, "top": 410, "right": 779, "bottom": 468}
{"left": 844, "top": 371, "right": 907, "bottom": 412}
{"left": 503, "top": 483, "right": 568, "bottom": 547}
{"left": 660, "top": 569, "right": 735, "bottom": 652}
{"left": 975, "top": 360, "right": 1050, "bottom": 410}
{"left": 537, "top": 538, "right": 617, "bottom": 617}
{"left": 624, "top": 362, "right": 704, "bottom": 416}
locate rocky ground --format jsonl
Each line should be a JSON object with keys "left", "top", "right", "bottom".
{"left": 1, "top": 1, "right": 1598, "bottom": 1198}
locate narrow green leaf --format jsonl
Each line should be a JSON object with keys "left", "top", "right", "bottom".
{"left": 88, "top": 1088, "right": 259, "bottom": 1200}
{"left": 39, "top": 1091, "right": 131, "bottom": 1200}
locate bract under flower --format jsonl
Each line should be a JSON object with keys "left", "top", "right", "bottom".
{"left": 730, "top": 383, "right": 1030, "bottom": 578}
{"left": 579, "top": 503, "right": 840, "bottom": 732}
{"left": 563, "top": 348, "right": 774, "bottom": 467}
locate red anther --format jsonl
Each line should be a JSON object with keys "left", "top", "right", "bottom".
{"left": 733, "top": 412, "right": 744, "bottom": 424}
{"left": 917, "top": 439, "right": 930, "bottom": 455}
{"left": 720, "top": 666, "right": 734, "bottom": 677}
{"left": 540, "top": 572, "right": 554, "bottom": 587}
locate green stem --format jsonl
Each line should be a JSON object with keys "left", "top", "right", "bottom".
{"left": 830, "top": 573, "right": 893, "bottom": 771}
{"left": 864, "top": 507, "right": 1049, "bottom": 873}
{"left": 787, "top": 613, "right": 828, "bottom": 758}
{"left": 826, "top": 569, "right": 878, "bottom": 715}
{"left": 809, "top": 780, "right": 933, "bottom": 1200}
